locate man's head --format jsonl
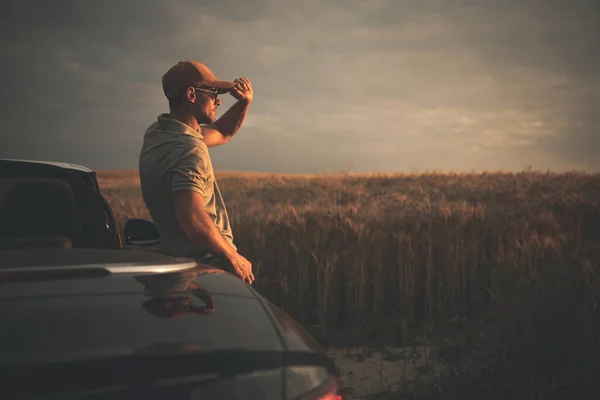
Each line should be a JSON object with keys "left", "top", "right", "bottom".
{"left": 162, "top": 61, "right": 235, "bottom": 124}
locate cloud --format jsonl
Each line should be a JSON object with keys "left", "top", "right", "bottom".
{"left": 1, "top": 0, "right": 599, "bottom": 172}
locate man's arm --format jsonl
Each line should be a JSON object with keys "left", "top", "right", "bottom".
{"left": 172, "top": 190, "right": 236, "bottom": 258}
{"left": 202, "top": 77, "right": 253, "bottom": 148}
{"left": 172, "top": 190, "right": 255, "bottom": 284}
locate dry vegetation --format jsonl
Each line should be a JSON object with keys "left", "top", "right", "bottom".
{"left": 99, "top": 169, "right": 600, "bottom": 399}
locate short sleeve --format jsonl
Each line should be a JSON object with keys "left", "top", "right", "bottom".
{"left": 170, "top": 150, "right": 208, "bottom": 197}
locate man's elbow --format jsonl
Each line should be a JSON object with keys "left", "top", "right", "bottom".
{"left": 220, "top": 134, "right": 233, "bottom": 145}
{"left": 214, "top": 121, "right": 236, "bottom": 141}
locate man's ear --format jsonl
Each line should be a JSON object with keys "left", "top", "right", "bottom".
{"left": 186, "top": 86, "right": 196, "bottom": 103}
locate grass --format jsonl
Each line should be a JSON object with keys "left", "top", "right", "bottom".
{"left": 98, "top": 169, "right": 600, "bottom": 399}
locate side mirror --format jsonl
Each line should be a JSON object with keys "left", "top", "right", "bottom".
{"left": 124, "top": 218, "right": 161, "bottom": 246}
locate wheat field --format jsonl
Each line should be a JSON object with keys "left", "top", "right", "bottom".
{"left": 99, "top": 169, "right": 600, "bottom": 397}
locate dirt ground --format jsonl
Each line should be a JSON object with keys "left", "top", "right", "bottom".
{"left": 325, "top": 345, "right": 445, "bottom": 399}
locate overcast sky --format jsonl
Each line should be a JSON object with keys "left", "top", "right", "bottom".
{"left": 2, "top": 0, "right": 599, "bottom": 173}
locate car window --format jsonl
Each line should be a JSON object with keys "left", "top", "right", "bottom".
{"left": 0, "top": 177, "right": 78, "bottom": 244}
{"left": 0, "top": 177, "right": 72, "bottom": 210}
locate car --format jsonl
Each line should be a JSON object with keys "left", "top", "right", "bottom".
{"left": 0, "top": 158, "right": 343, "bottom": 400}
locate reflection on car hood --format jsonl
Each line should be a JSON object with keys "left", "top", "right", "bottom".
{"left": 0, "top": 268, "right": 283, "bottom": 368}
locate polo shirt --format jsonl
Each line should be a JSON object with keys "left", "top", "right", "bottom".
{"left": 138, "top": 114, "right": 236, "bottom": 259}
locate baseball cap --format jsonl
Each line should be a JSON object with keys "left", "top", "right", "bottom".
{"left": 162, "top": 60, "right": 236, "bottom": 100}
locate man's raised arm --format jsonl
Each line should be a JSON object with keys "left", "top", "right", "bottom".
{"left": 202, "top": 77, "right": 253, "bottom": 148}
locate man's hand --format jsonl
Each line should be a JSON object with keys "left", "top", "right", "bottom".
{"left": 225, "top": 251, "right": 255, "bottom": 285}
{"left": 229, "top": 77, "right": 253, "bottom": 103}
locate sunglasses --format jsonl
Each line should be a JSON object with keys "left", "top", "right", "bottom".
{"left": 193, "top": 87, "right": 219, "bottom": 100}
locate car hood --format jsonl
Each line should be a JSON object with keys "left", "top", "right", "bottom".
{"left": 0, "top": 266, "right": 284, "bottom": 368}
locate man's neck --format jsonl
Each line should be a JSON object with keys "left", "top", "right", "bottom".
{"left": 167, "top": 110, "right": 199, "bottom": 131}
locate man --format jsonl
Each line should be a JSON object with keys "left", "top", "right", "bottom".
{"left": 139, "top": 60, "right": 254, "bottom": 284}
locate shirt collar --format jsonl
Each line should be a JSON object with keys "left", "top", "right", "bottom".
{"left": 156, "top": 114, "right": 203, "bottom": 140}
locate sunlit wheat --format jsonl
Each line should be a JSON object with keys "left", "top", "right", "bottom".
{"left": 98, "top": 170, "right": 600, "bottom": 387}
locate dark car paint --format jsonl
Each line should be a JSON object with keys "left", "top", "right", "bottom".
{"left": 0, "top": 265, "right": 256, "bottom": 300}
{"left": 0, "top": 267, "right": 328, "bottom": 360}
{"left": 3, "top": 351, "right": 334, "bottom": 400}
{"left": 0, "top": 248, "right": 182, "bottom": 267}
{"left": 0, "top": 267, "right": 338, "bottom": 399}
{"left": 1, "top": 293, "right": 283, "bottom": 368}
{"left": 0, "top": 159, "right": 341, "bottom": 399}
{"left": 1, "top": 269, "right": 273, "bottom": 367}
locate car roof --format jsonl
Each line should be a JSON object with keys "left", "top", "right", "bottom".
{"left": 0, "top": 158, "right": 93, "bottom": 173}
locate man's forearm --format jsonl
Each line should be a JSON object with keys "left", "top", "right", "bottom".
{"left": 214, "top": 99, "right": 251, "bottom": 138}
{"left": 182, "top": 207, "right": 237, "bottom": 259}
